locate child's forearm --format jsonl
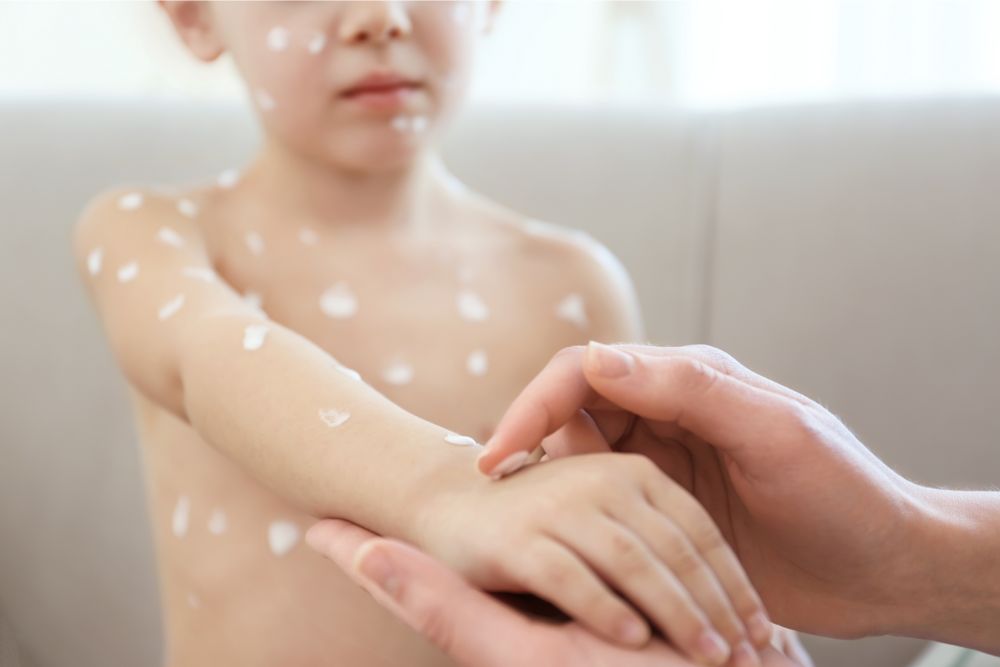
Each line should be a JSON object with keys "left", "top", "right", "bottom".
{"left": 178, "top": 312, "right": 480, "bottom": 540}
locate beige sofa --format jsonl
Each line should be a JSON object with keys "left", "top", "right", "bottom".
{"left": 2, "top": 96, "right": 999, "bottom": 667}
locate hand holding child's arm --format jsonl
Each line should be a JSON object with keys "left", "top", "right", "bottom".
{"left": 411, "top": 452, "right": 771, "bottom": 665}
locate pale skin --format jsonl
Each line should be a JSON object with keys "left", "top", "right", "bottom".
{"left": 73, "top": 2, "right": 774, "bottom": 666}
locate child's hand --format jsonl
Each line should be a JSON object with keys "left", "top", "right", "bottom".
{"left": 412, "top": 453, "right": 770, "bottom": 666}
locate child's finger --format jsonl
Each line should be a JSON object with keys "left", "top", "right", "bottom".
{"left": 555, "top": 516, "right": 735, "bottom": 667}
{"left": 507, "top": 538, "right": 651, "bottom": 648}
{"left": 613, "top": 504, "right": 750, "bottom": 653}
{"left": 642, "top": 474, "right": 773, "bottom": 649}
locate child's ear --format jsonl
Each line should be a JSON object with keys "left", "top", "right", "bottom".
{"left": 482, "top": 1, "right": 503, "bottom": 35}
{"left": 158, "top": 1, "right": 225, "bottom": 63}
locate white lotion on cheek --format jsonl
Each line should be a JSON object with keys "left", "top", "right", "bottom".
{"left": 307, "top": 32, "right": 327, "bottom": 55}
{"left": 87, "top": 247, "right": 103, "bottom": 276}
{"left": 457, "top": 289, "right": 490, "bottom": 322}
{"left": 158, "top": 294, "right": 186, "bottom": 321}
{"left": 267, "top": 26, "right": 290, "bottom": 52}
{"left": 466, "top": 349, "right": 489, "bottom": 377}
{"left": 320, "top": 282, "right": 358, "bottom": 319}
{"left": 319, "top": 408, "right": 351, "bottom": 428}
{"left": 243, "top": 324, "right": 269, "bottom": 351}
{"left": 268, "top": 521, "right": 300, "bottom": 557}
{"left": 172, "top": 495, "right": 191, "bottom": 538}
{"left": 157, "top": 226, "right": 184, "bottom": 248}
{"left": 391, "top": 115, "right": 410, "bottom": 133}
{"left": 118, "top": 192, "right": 144, "bottom": 211}
{"left": 117, "top": 261, "right": 139, "bottom": 283}
{"left": 411, "top": 116, "right": 429, "bottom": 133}
{"left": 556, "top": 293, "right": 588, "bottom": 329}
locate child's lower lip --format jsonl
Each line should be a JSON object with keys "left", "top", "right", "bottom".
{"left": 341, "top": 86, "right": 420, "bottom": 111}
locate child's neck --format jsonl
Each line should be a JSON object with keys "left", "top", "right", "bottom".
{"left": 240, "top": 137, "right": 457, "bottom": 233}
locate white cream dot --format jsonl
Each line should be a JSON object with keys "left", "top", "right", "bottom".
{"left": 444, "top": 432, "right": 480, "bottom": 447}
{"left": 411, "top": 115, "right": 429, "bottom": 133}
{"left": 243, "top": 324, "right": 269, "bottom": 351}
{"left": 391, "top": 115, "right": 410, "bottom": 133}
{"left": 118, "top": 192, "right": 144, "bottom": 211}
{"left": 319, "top": 408, "right": 351, "bottom": 428}
{"left": 157, "top": 226, "right": 184, "bottom": 248}
{"left": 335, "top": 364, "right": 363, "bottom": 382}
{"left": 245, "top": 231, "right": 265, "bottom": 256}
{"left": 556, "top": 293, "right": 588, "bottom": 329}
{"left": 217, "top": 169, "right": 240, "bottom": 189}
{"left": 158, "top": 294, "right": 186, "bottom": 321}
{"left": 181, "top": 266, "right": 217, "bottom": 283}
{"left": 268, "top": 521, "right": 300, "bottom": 557}
{"left": 307, "top": 32, "right": 327, "bottom": 54}
{"left": 382, "top": 361, "right": 414, "bottom": 386}
{"left": 243, "top": 291, "right": 263, "bottom": 310}
{"left": 255, "top": 88, "right": 276, "bottom": 112}
{"left": 457, "top": 289, "right": 490, "bottom": 322}
{"left": 172, "top": 495, "right": 191, "bottom": 538}
{"left": 87, "top": 247, "right": 103, "bottom": 276}
{"left": 320, "top": 282, "right": 358, "bottom": 319}
{"left": 298, "top": 227, "right": 319, "bottom": 246}
{"left": 177, "top": 198, "right": 198, "bottom": 219}
{"left": 117, "top": 261, "right": 139, "bottom": 283}
{"left": 267, "top": 25, "right": 290, "bottom": 52}
{"left": 466, "top": 349, "right": 489, "bottom": 377}
{"left": 207, "top": 508, "right": 228, "bottom": 536}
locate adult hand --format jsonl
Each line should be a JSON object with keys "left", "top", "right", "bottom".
{"left": 477, "top": 342, "right": 940, "bottom": 641}
{"left": 305, "top": 518, "right": 803, "bottom": 667}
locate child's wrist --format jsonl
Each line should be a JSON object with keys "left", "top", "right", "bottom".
{"left": 394, "top": 443, "right": 488, "bottom": 544}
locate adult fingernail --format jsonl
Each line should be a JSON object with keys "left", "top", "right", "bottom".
{"left": 697, "top": 629, "right": 730, "bottom": 666}
{"left": 355, "top": 543, "right": 401, "bottom": 600}
{"left": 747, "top": 612, "right": 772, "bottom": 646}
{"left": 732, "top": 640, "right": 762, "bottom": 667}
{"left": 587, "top": 341, "right": 635, "bottom": 378}
{"left": 489, "top": 451, "right": 529, "bottom": 480}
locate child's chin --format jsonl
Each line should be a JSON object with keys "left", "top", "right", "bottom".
{"left": 317, "top": 134, "right": 429, "bottom": 173}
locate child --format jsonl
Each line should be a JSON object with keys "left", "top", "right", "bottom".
{"left": 74, "top": 2, "right": 771, "bottom": 666}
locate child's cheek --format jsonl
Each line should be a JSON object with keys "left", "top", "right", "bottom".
{"left": 243, "top": 22, "right": 329, "bottom": 123}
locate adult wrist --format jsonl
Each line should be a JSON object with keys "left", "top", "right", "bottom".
{"left": 884, "top": 485, "right": 1000, "bottom": 652}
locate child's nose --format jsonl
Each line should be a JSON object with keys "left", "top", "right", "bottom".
{"left": 337, "top": 1, "right": 413, "bottom": 46}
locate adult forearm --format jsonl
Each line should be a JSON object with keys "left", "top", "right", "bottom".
{"left": 890, "top": 486, "right": 1000, "bottom": 654}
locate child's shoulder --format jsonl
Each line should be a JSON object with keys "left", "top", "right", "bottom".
{"left": 72, "top": 186, "right": 209, "bottom": 274}
{"left": 469, "top": 195, "right": 644, "bottom": 341}
{"left": 473, "top": 196, "right": 631, "bottom": 294}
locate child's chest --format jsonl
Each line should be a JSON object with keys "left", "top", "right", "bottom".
{"left": 209, "top": 228, "right": 588, "bottom": 439}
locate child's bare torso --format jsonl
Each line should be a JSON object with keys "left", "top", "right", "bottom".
{"left": 137, "top": 183, "right": 597, "bottom": 667}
